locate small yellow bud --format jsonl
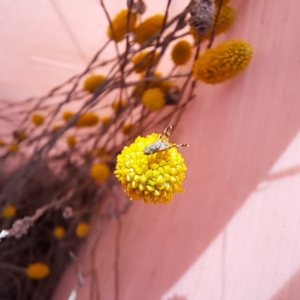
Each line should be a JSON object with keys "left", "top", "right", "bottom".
{"left": 75, "top": 222, "right": 89, "bottom": 238}
{"left": 2, "top": 204, "right": 16, "bottom": 218}
{"left": 53, "top": 226, "right": 65, "bottom": 239}
{"left": 90, "top": 163, "right": 110, "bottom": 182}
{"left": 31, "top": 113, "right": 45, "bottom": 126}
{"left": 26, "top": 263, "right": 50, "bottom": 280}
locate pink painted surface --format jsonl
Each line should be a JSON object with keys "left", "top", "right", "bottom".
{"left": 2, "top": 0, "right": 300, "bottom": 299}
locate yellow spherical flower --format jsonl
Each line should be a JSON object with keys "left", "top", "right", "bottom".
{"left": 90, "top": 163, "right": 110, "bottom": 182}
{"left": 83, "top": 74, "right": 106, "bottom": 93}
{"left": 193, "top": 40, "right": 253, "bottom": 84}
{"left": 26, "top": 262, "right": 50, "bottom": 280}
{"left": 0, "top": 139, "right": 5, "bottom": 147}
{"left": 53, "top": 226, "right": 65, "bottom": 239}
{"left": 171, "top": 40, "right": 192, "bottom": 65}
{"left": 2, "top": 204, "right": 16, "bottom": 218}
{"left": 76, "top": 222, "right": 89, "bottom": 238}
{"left": 76, "top": 112, "right": 99, "bottom": 127}
{"left": 191, "top": 4, "right": 235, "bottom": 42}
{"left": 114, "top": 133, "right": 187, "bottom": 204}
{"left": 107, "top": 9, "right": 137, "bottom": 42}
{"left": 132, "top": 51, "right": 159, "bottom": 73}
{"left": 15, "top": 130, "right": 27, "bottom": 142}
{"left": 134, "top": 14, "right": 165, "bottom": 45}
{"left": 8, "top": 143, "right": 18, "bottom": 153}
{"left": 31, "top": 113, "right": 45, "bottom": 126}
{"left": 142, "top": 88, "right": 165, "bottom": 111}
{"left": 66, "top": 136, "right": 76, "bottom": 148}
{"left": 121, "top": 123, "right": 136, "bottom": 135}
{"left": 112, "top": 99, "right": 127, "bottom": 113}
{"left": 101, "top": 115, "right": 112, "bottom": 125}
{"left": 62, "top": 111, "right": 74, "bottom": 122}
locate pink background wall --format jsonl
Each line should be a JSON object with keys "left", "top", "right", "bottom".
{"left": 2, "top": 0, "right": 300, "bottom": 299}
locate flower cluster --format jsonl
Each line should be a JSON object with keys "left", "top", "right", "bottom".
{"left": 193, "top": 40, "right": 253, "bottom": 83}
{"left": 115, "top": 132, "right": 187, "bottom": 204}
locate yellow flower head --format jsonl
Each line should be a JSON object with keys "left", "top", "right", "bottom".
{"left": 66, "top": 136, "right": 76, "bottom": 148}
{"left": 26, "top": 262, "right": 50, "bottom": 280}
{"left": 76, "top": 222, "right": 89, "bottom": 238}
{"left": 90, "top": 163, "right": 110, "bottom": 182}
{"left": 62, "top": 111, "right": 74, "bottom": 122}
{"left": 132, "top": 51, "right": 159, "bottom": 73}
{"left": 142, "top": 88, "right": 165, "bottom": 111}
{"left": 0, "top": 139, "right": 5, "bottom": 147}
{"left": 107, "top": 9, "right": 137, "bottom": 42}
{"left": 121, "top": 123, "right": 136, "bottom": 135}
{"left": 14, "top": 130, "right": 27, "bottom": 142}
{"left": 171, "top": 40, "right": 192, "bottom": 65}
{"left": 2, "top": 204, "right": 16, "bottom": 218}
{"left": 114, "top": 133, "right": 187, "bottom": 204}
{"left": 53, "top": 226, "right": 65, "bottom": 239}
{"left": 101, "top": 115, "right": 112, "bottom": 125}
{"left": 112, "top": 99, "right": 127, "bottom": 113}
{"left": 8, "top": 143, "right": 18, "bottom": 153}
{"left": 193, "top": 40, "right": 253, "bottom": 84}
{"left": 31, "top": 113, "right": 45, "bottom": 126}
{"left": 134, "top": 14, "right": 165, "bottom": 45}
{"left": 76, "top": 112, "right": 99, "bottom": 127}
{"left": 83, "top": 74, "right": 106, "bottom": 93}
{"left": 191, "top": 4, "right": 236, "bottom": 41}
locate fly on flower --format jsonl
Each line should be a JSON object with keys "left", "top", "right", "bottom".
{"left": 143, "top": 125, "right": 189, "bottom": 155}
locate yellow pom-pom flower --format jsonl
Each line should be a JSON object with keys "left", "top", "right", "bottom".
{"left": 76, "top": 112, "right": 99, "bottom": 127}
{"left": 8, "top": 143, "right": 18, "bottom": 153}
{"left": 62, "top": 111, "right": 74, "bottom": 122}
{"left": 171, "top": 40, "right": 192, "bottom": 65}
{"left": 2, "top": 204, "right": 16, "bottom": 218}
{"left": 76, "top": 222, "right": 89, "bottom": 238}
{"left": 53, "top": 226, "right": 65, "bottom": 239}
{"left": 114, "top": 133, "right": 187, "bottom": 204}
{"left": 90, "top": 163, "right": 110, "bottom": 182}
{"left": 191, "top": 4, "right": 235, "bottom": 42}
{"left": 132, "top": 51, "right": 159, "bottom": 73}
{"left": 0, "top": 139, "right": 5, "bottom": 147}
{"left": 142, "top": 88, "right": 165, "bottom": 111}
{"left": 193, "top": 40, "right": 253, "bottom": 84}
{"left": 31, "top": 113, "right": 45, "bottom": 126}
{"left": 107, "top": 9, "right": 137, "bottom": 42}
{"left": 26, "top": 263, "right": 50, "bottom": 280}
{"left": 134, "top": 14, "right": 165, "bottom": 45}
{"left": 83, "top": 74, "right": 106, "bottom": 93}
{"left": 14, "top": 130, "right": 27, "bottom": 142}
{"left": 112, "top": 99, "right": 127, "bottom": 113}
{"left": 66, "top": 136, "right": 76, "bottom": 148}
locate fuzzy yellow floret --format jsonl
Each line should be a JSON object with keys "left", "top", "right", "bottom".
{"left": 191, "top": 4, "right": 235, "bottom": 42}
{"left": 90, "top": 163, "right": 110, "bottom": 182}
{"left": 142, "top": 88, "right": 165, "bottom": 111}
{"left": 66, "top": 136, "right": 76, "bottom": 148}
{"left": 62, "top": 111, "right": 74, "bottom": 122}
{"left": 2, "top": 204, "right": 16, "bottom": 218}
{"left": 121, "top": 123, "right": 135, "bottom": 135}
{"left": 112, "top": 99, "right": 127, "bottom": 113}
{"left": 115, "top": 133, "right": 187, "bottom": 204}
{"left": 77, "top": 112, "right": 99, "bottom": 127}
{"left": 107, "top": 9, "right": 137, "bottom": 42}
{"left": 132, "top": 51, "right": 159, "bottom": 73}
{"left": 0, "top": 139, "right": 5, "bottom": 147}
{"left": 171, "top": 40, "right": 192, "bottom": 65}
{"left": 75, "top": 222, "right": 89, "bottom": 238}
{"left": 83, "top": 74, "right": 106, "bottom": 93}
{"left": 26, "top": 263, "right": 50, "bottom": 280}
{"left": 14, "top": 130, "right": 27, "bottom": 142}
{"left": 53, "top": 226, "right": 65, "bottom": 239}
{"left": 134, "top": 14, "right": 165, "bottom": 45}
{"left": 193, "top": 40, "right": 253, "bottom": 84}
{"left": 8, "top": 143, "right": 18, "bottom": 153}
{"left": 31, "top": 113, "right": 45, "bottom": 126}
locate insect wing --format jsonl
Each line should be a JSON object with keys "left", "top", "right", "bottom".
{"left": 158, "top": 125, "right": 173, "bottom": 143}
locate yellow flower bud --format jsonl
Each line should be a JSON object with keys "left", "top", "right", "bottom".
{"left": 26, "top": 263, "right": 50, "bottom": 280}
{"left": 53, "top": 226, "right": 65, "bottom": 239}
{"left": 171, "top": 40, "right": 192, "bottom": 65}
{"left": 75, "top": 222, "right": 89, "bottom": 238}
{"left": 2, "top": 204, "right": 16, "bottom": 218}
{"left": 83, "top": 74, "right": 106, "bottom": 93}
{"left": 142, "top": 88, "right": 165, "bottom": 111}
{"left": 66, "top": 136, "right": 76, "bottom": 148}
{"left": 31, "top": 113, "right": 45, "bottom": 126}
{"left": 132, "top": 51, "right": 159, "bottom": 73}
{"left": 90, "top": 163, "right": 110, "bottom": 182}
